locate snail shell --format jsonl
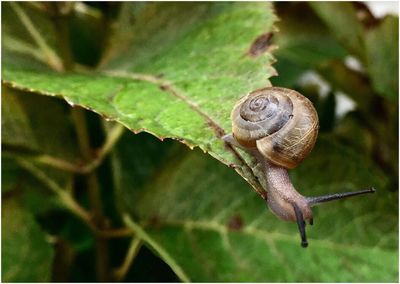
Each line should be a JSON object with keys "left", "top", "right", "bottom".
{"left": 225, "top": 86, "right": 375, "bottom": 247}
{"left": 231, "top": 87, "right": 319, "bottom": 169}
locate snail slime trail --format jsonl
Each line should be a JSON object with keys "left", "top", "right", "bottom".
{"left": 223, "top": 87, "right": 375, "bottom": 248}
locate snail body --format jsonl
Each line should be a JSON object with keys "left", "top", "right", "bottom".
{"left": 224, "top": 87, "right": 375, "bottom": 247}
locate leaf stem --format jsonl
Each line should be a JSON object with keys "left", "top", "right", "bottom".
{"left": 3, "top": 35, "right": 46, "bottom": 63}
{"left": 34, "top": 155, "right": 83, "bottom": 172}
{"left": 10, "top": 2, "right": 63, "bottom": 71}
{"left": 5, "top": 123, "right": 125, "bottom": 174}
{"left": 16, "top": 158, "right": 136, "bottom": 241}
{"left": 71, "top": 108, "right": 93, "bottom": 161}
{"left": 46, "top": 3, "right": 75, "bottom": 71}
{"left": 81, "top": 123, "right": 125, "bottom": 173}
{"left": 95, "top": 227, "right": 134, "bottom": 238}
{"left": 41, "top": 122, "right": 124, "bottom": 173}
{"left": 123, "top": 214, "right": 191, "bottom": 282}
{"left": 71, "top": 107, "right": 110, "bottom": 281}
{"left": 113, "top": 237, "right": 142, "bottom": 281}
{"left": 15, "top": 159, "right": 92, "bottom": 225}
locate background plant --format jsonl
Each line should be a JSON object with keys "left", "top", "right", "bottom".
{"left": 2, "top": 2, "right": 398, "bottom": 282}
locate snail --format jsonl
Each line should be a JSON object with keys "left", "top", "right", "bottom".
{"left": 223, "top": 87, "right": 375, "bottom": 247}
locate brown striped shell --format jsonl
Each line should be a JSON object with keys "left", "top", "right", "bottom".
{"left": 231, "top": 87, "right": 319, "bottom": 169}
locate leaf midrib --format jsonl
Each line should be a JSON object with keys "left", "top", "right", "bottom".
{"left": 143, "top": 218, "right": 393, "bottom": 253}
{"left": 2, "top": 70, "right": 266, "bottom": 197}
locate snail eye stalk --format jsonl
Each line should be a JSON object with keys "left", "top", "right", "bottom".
{"left": 292, "top": 203, "right": 308, "bottom": 248}
{"left": 307, "top": 187, "right": 376, "bottom": 206}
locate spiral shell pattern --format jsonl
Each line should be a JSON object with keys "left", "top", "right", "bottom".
{"left": 231, "top": 87, "right": 319, "bottom": 169}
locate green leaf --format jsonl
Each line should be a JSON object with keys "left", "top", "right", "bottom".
{"left": 309, "top": 3, "right": 399, "bottom": 100}
{"left": 2, "top": 2, "right": 64, "bottom": 71}
{"left": 1, "top": 87, "right": 38, "bottom": 150}
{"left": 1, "top": 156, "right": 76, "bottom": 226}
{"left": 2, "top": 87, "right": 79, "bottom": 161}
{"left": 270, "top": 3, "right": 347, "bottom": 87}
{"left": 273, "top": 3, "right": 347, "bottom": 64}
{"left": 113, "top": 131, "right": 397, "bottom": 282}
{"left": 1, "top": 157, "right": 23, "bottom": 194}
{"left": 3, "top": 2, "right": 277, "bottom": 195}
{"left": 309, "top": 2, "right": 366, "bottom": 60}
{"left": 1, "top": 157, "right": 92, "bottom": 260}
{"left": 365, "top": 15, "right": 399, "bottom": 99}
{"left": 2, "top": 87, "right": 78, "bottom": 209}
{"left": 2, "top": 87, "right": 78, "bottom": 220}
{"left": 2, "top": 199, "right": 54, "bottom": 282}
{"left": 316, "top": 60, "right": 374, "bottom": 112}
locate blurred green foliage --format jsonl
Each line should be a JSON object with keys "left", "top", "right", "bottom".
{"left": 2, "top": 2, "right": 398, "bottom": 282}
